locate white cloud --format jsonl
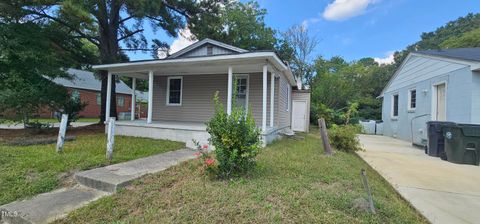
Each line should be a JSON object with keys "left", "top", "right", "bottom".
{"left": 169, "top": 27, "right": 197, "bottom": 54}
{"left": 322, "top": 0, "right": 378, "bottom": 21}
{"left": 374, "top": 51, "right": 395, "bottom": 65}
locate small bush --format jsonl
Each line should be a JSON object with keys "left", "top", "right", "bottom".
{"left": 328, "top": 125, "right": 362, "bottom": 152}
{"left": 205, "top": 92, "right": 261, "bottom": 179}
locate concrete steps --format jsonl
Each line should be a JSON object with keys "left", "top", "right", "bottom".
{"left": 0, "top": 148, "right": 196, "bottom": 224}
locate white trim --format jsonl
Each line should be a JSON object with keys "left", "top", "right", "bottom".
{"left": 105, "top": 72, "right": 112, "bottom": 122}
{"left": 407, "top": 88, "right": 416, "bottom": 112}
{"left": 166, "top": 76, "right": 183, "bottom": 106}
{"left": 227, "top": 66, "right": 233, "bottom": 115}
{"left": 431, "top": 81, "right": 448, "bottom": 121}
{"left": 262, "top": 65, "right": 268, "bottom": 132}
{"left": 270, "top": 73, "right": 275, "bottom": 127}
{"left": 391, "top": 93, "right": 399, "bottom": 119}
{"left": 91, "top": 52, "right": 295, "bottom": 86}
{"left": 147, "top": 71, "right": 153, "bottom": 124}
{"left": 131, "top": 78, "right": 136, "bottom": 121}
{"left": 234, "top": 74, "right": 249, "bottom": 111}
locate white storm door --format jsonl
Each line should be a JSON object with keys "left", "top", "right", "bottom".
{"left": 292, "top": 100, "right": 307, "bottom": 132}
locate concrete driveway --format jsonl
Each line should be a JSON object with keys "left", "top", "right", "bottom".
{"left": 358, "top": 135, "right": 480, "bottom": 224}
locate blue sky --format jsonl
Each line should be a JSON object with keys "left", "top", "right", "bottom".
{"left": 126, "top": 0, "right": 480, "bottom": 63}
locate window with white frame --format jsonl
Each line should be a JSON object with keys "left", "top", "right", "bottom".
{"left": 117, "top": 96, "right": 125, "bottom": 107}
{"left": 392, "top": 94, "right": 399, "bottom": 118}
{"left": 167, "top": 77, "right": 183, "bottom": 105}
{"left": 96, "top": 93, "right": 101, "bottom": 105}
{"left": 408, "top": 89, "right": 416, "bottom": 110}
{"left": 71, "top": 89, "right": 80, "bottom": 100}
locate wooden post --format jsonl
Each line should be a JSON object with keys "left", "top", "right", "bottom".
{"left": 318, "top": 118, "right": 333, "bottom": 155}
{"left": 56, "top": 114, "right": 68, "bottom": 153}
{"left": 361, "top": 169, "right": 376, "bottom": 214}
{"left": 106, "top": 117, "right": 115, "bottom": 160}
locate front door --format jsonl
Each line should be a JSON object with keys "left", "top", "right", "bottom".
{"left": 235, "top": 75, "right": 249, "bottom": 111}
{"left": 292, "top": 100, "right": 307, "bottom": 132}
{"left": 435, "top": 83, "right": 446, "bottom": 121}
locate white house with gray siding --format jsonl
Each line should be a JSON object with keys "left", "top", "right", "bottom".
{"left": 380, "top": 48, "right": 480, "bottom": 146}
{"left": 93, "top": 39, "right": 310, "bottom": 147}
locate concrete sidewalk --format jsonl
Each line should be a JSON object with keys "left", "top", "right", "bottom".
{"left": 0, "top": 148, "right": 196, "bottom": 224}
{"left": 0, "top": 122, "right": 96, "bottom": 129}
{"left": 358, "top": 134, "right": 480, "bottom": 224}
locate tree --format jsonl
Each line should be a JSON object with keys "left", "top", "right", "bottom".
{"left": 282, "top": 24, "right": 319, "bottom": 87}
{"left": 191, "top": 1, "right": 277, "bottom": 51}
{"left": 0, "top": 21, "right": 94, "bottom": 124}
{"left": 440, "top": 28, "right": 480, "bottom": 48}
{"left": 2, "top": 0, "right": 220, "bottom": 122}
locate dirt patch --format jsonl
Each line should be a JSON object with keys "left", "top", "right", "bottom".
{"left": 0, "top": 124, "right": 104, "bottom": 142}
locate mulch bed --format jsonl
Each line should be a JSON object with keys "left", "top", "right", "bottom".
{"left": 0, "top": 124, "right": 105, "bottom": 142}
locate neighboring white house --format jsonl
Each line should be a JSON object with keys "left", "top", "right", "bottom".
{"left": 92, "top": 38, "right": 311, "bottom": 147}
{"left": 380, "top": 48, "right": 480, "bottom": 146}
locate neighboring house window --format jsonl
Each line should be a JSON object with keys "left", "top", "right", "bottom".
{"left": 408, "top": 89, "right": 416, "bottom": 110}
{"left": 392, "top": 94, "right": 399, "bottom": 118}
{"left": 71, "top": 89, "right": 80, "bottom": 100}
{"left": 96, "top": 93, "right": 101, "bottom": 105}
{"left": 117, "top": 96, "right": 125, "bottom": 107}
{"left": 167, "top": 76, "right": 183, "bottom": 106}
{"left": 207, "top": 45, "right": 213, "bottom": 55}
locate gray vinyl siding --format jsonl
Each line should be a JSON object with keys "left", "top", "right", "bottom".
{"left": 152, "top": 72, "right": 280, "bottom": 127}
{"left": 181, "top": 45, "right": 236, "bottom": 58}
{"left": 152, "top": 74, "right": 228, "bottom": 122}
{"left": 381, "top": 54, "right": 478, "bottom": 145}
{"left": 277, "top": 75, "right": 291, "bottom": 128}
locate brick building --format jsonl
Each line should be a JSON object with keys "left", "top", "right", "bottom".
{"left": 41, "top": 69, "right": 147, "bottom": 119}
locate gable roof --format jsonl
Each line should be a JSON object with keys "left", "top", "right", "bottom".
{"left": 168, "top": 38, "right": 248, "bottom": 59}
{"left": 416, "top": 47, "right": 480, "bottom": 62}
{"left": 379, "top": 49, "right": 480, "bottom": 97}
{"left": 51, "top": 68, "right": 133, "bottom": 95}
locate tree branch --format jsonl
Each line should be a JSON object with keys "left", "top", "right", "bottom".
{"left": 25, "top": 9, "right": 100, "bottom": 46}
{"left": 119, "top": 15, "right": 134, "bottom": 24}
{"left": 119, "top": 48, "right": 155, "bottom": 51}
{"left": 117, "top": 29, "right": 144, "bottom": 41}
{"left": 161, "top": 0, "right": 191, "bottom": 19}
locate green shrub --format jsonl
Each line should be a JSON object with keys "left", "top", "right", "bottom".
{"left": 205, "top": 92, "right": 261, "bottom": 179}
{"left": 328, "top": 125, "right": 362, "bottom": 152}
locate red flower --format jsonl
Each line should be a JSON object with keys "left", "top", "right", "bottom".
{"left": 205, "top": 158, "right": 215, "bottom": 166}
{"left": 202, "top": 144, "right": 209, "bottom": 150}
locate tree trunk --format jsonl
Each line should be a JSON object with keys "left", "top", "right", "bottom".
{"left": 98, "top": 2, "right": 120, "bottom": 123}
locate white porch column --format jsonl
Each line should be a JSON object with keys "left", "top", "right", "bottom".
{"left": 270, "top": 73, "right": 275, "bottom": 127}
{"left": 147, "top": 71, "right": 153, "bottom": 124}
{"left": 262, "top": 65, "right": 267, "bottom": 132}
{"left": 227, "top": 66, "right": 233, "bottom": 115}
{"left": 105, "top": 71, "right": 112, "bottom": 122}
{"left": 130, "top": 77, "right": 136, "bottom": 121}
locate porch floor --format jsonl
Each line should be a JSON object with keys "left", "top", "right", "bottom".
{"left": 116, "top": 119, "right": 206, "bottom": 131}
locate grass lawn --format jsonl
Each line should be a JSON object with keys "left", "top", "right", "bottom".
{"left": 0, "top": 134, "right": 184, "bottom": 205}
{"left": 56, "top": 132, "right": 427, "bottom": 224}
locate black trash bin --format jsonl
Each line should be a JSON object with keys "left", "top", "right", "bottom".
{"left": 443, "top": 123, "right": 480, "bottom": 166}
{"left": 426, "top": 121, "right": 456, "bottom": 159}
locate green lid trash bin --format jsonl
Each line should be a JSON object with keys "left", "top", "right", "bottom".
{"left": 443, "top": 123, "right": 480, "bottom": 166}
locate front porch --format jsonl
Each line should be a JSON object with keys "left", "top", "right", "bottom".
{"left": 115, "top": 120, "right": 286, "bottom": 148}
{"left": 94, "top": 51, "right": 296, "bottom": 147}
